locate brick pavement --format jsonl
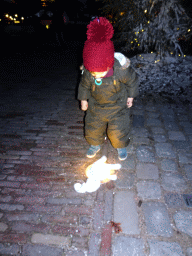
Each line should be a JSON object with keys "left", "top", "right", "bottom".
{"left": 0, "top": 60, "right": 192, "bottom": 255}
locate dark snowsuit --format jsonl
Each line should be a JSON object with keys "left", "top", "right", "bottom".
{"left": 78, "top": 57, "right": 139, "bottom": 148}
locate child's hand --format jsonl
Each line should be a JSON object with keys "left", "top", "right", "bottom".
{"left": 81, "top": 100, "right": 88, "bottom": 111}
{"left": 127, "top": 98, "right": 134, "bottom": 108}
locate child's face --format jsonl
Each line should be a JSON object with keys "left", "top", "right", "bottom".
{"left": 90, "top": 67, "right": 110, "bottom": 79}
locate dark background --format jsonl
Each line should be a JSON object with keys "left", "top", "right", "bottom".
{"left": 0, "top": 0, "right": 191, "bottom": 93}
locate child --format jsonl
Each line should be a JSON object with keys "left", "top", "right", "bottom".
{"left": 78, "top": 17, "right": 139, "bottom": 161}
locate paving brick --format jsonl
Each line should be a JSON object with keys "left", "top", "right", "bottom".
{"left": 172, "top": 141, "right": 191, "bottom": 150}
{"left": 33, "top": 190, "right": 63, "bottom": 197}
{"left": 183, "top": 126, "right": 192, "bottom": 134}
{"left": 152, "top": 134, "right": 167, "bottom": 142}
{"left": 41, "top": 215, "right": 78, "bottom": 224}
{"left": 6, "top": 213, "right": 40, "bottom": 222}
{"left": 164, "top": 121, "right": 179, "bottom": 131}
{"left": 104, "top": 191, "right": 113, "bottom": 222}
{"left": 72, "top": 237, "right": 88, "bottom": 248}
{"left": 160, "top": 107, "right": 175, "bottom": 116}
{"left": 0, "top": 154, "right": 20, "bottom": 160}
{"left": 22, "top": 244, "right": 64, "bottom": 256}
{"left": 26, "top": 205, "right": 62, "bottom": 213}
{"left": 178, "top": 152, "right": 192, "bottom": 164}
{"left": 148, "top": 240, "right": 185, "bottom": 256}
{"left": 0, "top": 181, "right": 20, "bottom": 188}
{"left": 0, "top": 243, "right": 20, "bottom": 255}
{"left": 131, "top": 128, "right": 149, "bottom": 137}
{"left": 114, "top": 191, "right": 140, "bottom": 235}
{"left": 137, "top": 181, "right": 161, "bottom": 199}
{"left": 88, "top": 233, "right": 101, "bottom": 256}
{"left": 0, "top": 175, "right": 7, "bottom": 180}
{"left": 112, "top": 236, "right": 145, "bottom": 256}
{"left": 47, "top": 198, "right": 82, "bottom": 205}
{"left": 133, "top": 136, "right": 150, "bottom": 144}
{"left": 184, "top": 165, "right": 192, "bottom": 180}
{"left": 36, "top": 177, "right": 65, "bottom": 183}
{"left": 151, "top": 127, "right": 165, "bottom": 134}
{"left": 96, "top": 189, "right": 105, "bottom": 202}
{"left": 0, "top": 195, "right": 12, "bottom": 202}
{"left": 16, "top": 165, "right": 55, "bottom": 177}
{"left": 31, "top": 233, "right": 70, "bottom": 247}
{"left": 147, "top": 112, "right": 160, "bottom": 118}
{"left": 80, "top": 216, "right": 91, "bottom": 226}
{"left": 1, "top": 187, "right": 28, "bottom": 195}
{"left": 120, "top": 156, "right": 135, "bottom": 170}
{"left": 0, "top": 203, "right": 24, "bottom": 211}
{"left": 136, "top": 145, "right": 155, "bottom": 162}
{"left": 161, "top": 173, "right": 187, "bottom": 192}
{"left": 93, "top": 203, "right": 104, "bottom": 231}
{"left": 164, "top": 193, "right": 185, "bottom": 208}
{"left": 179, "top": 121, "right": 192, "bottom": 127}
{"left": 146, "top": 118, "right": 162, "bottom": 127}
{"left": 65, "top": 250, "right": 85, "bottom": 256}
{"left": 160, "top": 159, "right": 178, "bottom": 172}
{"left": 136, "top": 163, "right": 159, "bottom": 180}
{"left": 115, "top": 171, "right": 134, "bottom": 188}
{"left": 145, "top": 103, "right": 157, "bottom": 113}
{"left": 7, "top": 175, "right": 34, "bottom": 182}
{"left": 21, "top": 183, "right": 50, "bottom": 190}
{"left": 14, "top": 196, "right": 45, "bottom": 204}
{"left": 11, "top": 222, "right": 50, "bottom": 233}
{"left": 7, "top": 150, "right": 32, "bottom": 155}
{"left": 0, "top": 233, "right": 28, "bottom": 243}
{"left": 173, "top": 210, "right": 192, "bottom": 237}
{"left": 132, "top": 115, "right": 145, "bottom": 127}
{"left": 142, "top": 202, "right": 173, "bottom": 237}
{"left": 52, "top": 225, "right": 89, "bottom": 236}
{"left": 132, "top": 109, "right": 145, "bottom": 115}
{"left": 187, "top": 248, "right": 192, "bottom": 256}
{"left": 100, "top": 224, "right": 112, "bottom": 256}
{"left": 63, "top": 206, "right": 92, "bottom": 215}
{"left": 168, "top": 131, "right": 186, "bottom": 141}
{"left": 0, "top": 222, "right": 8, "bottom": 231}
{"left": 155, "top": 143, "right": 176, "bottom": 158}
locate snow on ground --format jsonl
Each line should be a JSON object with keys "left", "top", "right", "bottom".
{"left": 128, "top": 53, "right": 192, "bottom": 105}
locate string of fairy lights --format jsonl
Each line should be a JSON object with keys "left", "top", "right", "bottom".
{"left": 115, "top": 1, "right": 192, "bottom": 58}
{"left": 3, "top": 13, "right": 24, "bottom": 24}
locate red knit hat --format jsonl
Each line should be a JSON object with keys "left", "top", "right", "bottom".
{"left": 83, "top": 17, "right": 115, "bottom": 72}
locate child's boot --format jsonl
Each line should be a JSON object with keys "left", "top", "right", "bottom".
{"left": 86, "top": 145, "right": 100, "bottom": 158}
{"left": 117, "top": 147, "right": 127, "bottom": 161}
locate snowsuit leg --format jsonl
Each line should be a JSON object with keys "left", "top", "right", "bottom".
{"left": 85, "top": 109, "right": 107, "bottom": 146}
{"left": 107, "top": 107, "right": 131, "bottom": 148}
{"left": 85, "top": 105, "right": 131, "bottom": 148}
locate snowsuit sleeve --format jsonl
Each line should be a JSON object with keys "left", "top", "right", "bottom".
{"left": 118, "top": 65, "right": 139, "bottom": 98}
{"left": 78, "top": 69, "right": 92, "bottom": 101}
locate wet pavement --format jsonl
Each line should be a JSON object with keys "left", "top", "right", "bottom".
{"left": 0, "top": 36, "right": 192, "bottom": 256}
